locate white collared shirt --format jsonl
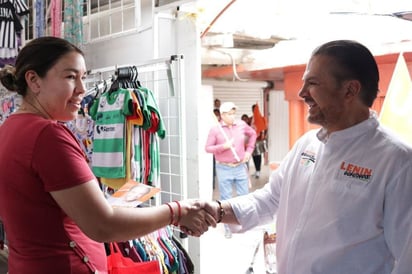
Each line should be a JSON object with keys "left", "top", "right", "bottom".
{"left": 230, "top": 111, "right": 412, "bottom": 274}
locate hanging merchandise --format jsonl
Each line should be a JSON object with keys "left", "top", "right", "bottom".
{"left": 65, "top": 113, "right": 95, "bottom": 166}
{"left": 63, "top": 0, "right": 83, "bottom": 46}
{"left": 107, "top": 242, "right": 162, "bottom": 274}
{"left": 84, "top": 57, "right": 191, "bottom": 273}
{"left": 87, "top": 65, "right": 167, "bottom": 189}
{"left": 89, "top": 86, "right": 133, "bottom": 180}
{"left": 34, "top": 0, "right": 45, "bottom": 37}
{"left": 0, "top": 85, "right": 21, "bottom": 126}
{"left": 106, "top": 227, "right": 194, "bottom": 274}
{"left": 49, "top": 0, "right": 62, "bottom": 37}
{"left": 133, "top": 86, "right": 166, "bottom": 185}
{"left": 0, "top": 0, "right": 29, "bottom": 64}
{"left": 84, "top": 54, "right": 184, "bottom": 200}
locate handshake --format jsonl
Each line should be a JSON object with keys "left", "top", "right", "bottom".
{"left": 169, "top": 200, "right": 229, "bottom": 237}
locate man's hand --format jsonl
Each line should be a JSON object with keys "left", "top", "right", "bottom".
{"left": 223, "top": 139, "right": 234, "bottom": 150}
{"left": 178, "top": 200, "right": 217, "bottom": 237}
{"left": 243, "top": 152, "right": 251, "bottom": 163}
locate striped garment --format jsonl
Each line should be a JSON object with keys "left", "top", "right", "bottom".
{"left": 90, "top": 88, "right": 132, "bottom": 178}
{"left": 0, "top": 0, "right": 29, "bottom": 50}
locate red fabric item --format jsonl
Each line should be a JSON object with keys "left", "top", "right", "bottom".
{"left": 0, "top": 114, "right": 107, "bottom": 273}
{"left": 148, "top": 111, "right": 160, "bottom": 133}
{"left": 142, "top": 130, "right": 151, "bottom": 184}
{"left": 107, "top": 242, "right": 161, "bottom": 274}
{"left": 253, "top": 103, "right": 267, "bottom": 135}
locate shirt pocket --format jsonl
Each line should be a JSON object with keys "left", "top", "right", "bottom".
{"left": 327, "top": 166, "right": 373, "bottom": 198}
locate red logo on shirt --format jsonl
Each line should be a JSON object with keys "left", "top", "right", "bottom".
{"left": 340, "top": 161, "right": 373, "bottom": 182}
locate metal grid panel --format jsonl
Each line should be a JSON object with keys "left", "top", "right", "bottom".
{"left": 135, "top": 57, "right": 186, "bottom": 206}
{"left": 85, "top": 0, "right": 137, "bottom": 41}
{"left": 24, "top": 0, "right": 138, "bottom": 42}
{"left": 86, "top": 56, "right": 186, "bottom": 207}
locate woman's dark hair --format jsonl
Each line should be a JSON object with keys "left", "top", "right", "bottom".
{"left": 312, "top": 40, "right": 379, "bottom": 107}
{"left": 0, "top": 36, "right": 84, "bottom": 96}
{"left": 241, "top": 114, "right": 251, "bottom": 125}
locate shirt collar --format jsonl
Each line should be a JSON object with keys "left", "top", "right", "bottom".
{"left": 221, "top": 120, "right": 238, "bottom": 127}
{"left": 317, "top": 110, "right": 379, "bottom": 144}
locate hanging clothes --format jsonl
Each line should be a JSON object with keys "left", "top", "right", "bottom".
{"left": 86, "top": 66, "right": 167, "bottom": 188}
{"left": 34, "top": 0, "right": 45, "bottom": 37}
{"left": 89, "top": 88, "right": 133, "bottom": 179}
{"left": 0, "top": 0, "right": 29, "bottom": 61}
{"left": 63, "top": 0, "right": 83, "bottom": 46}
{"left": 132, "top": 86, "right": 165, "bottom": 185}
{"left": 49, "top": 0, "right": 62, "bottom": 37}
{"left": 107, "top": 227, "right": 194, "bottom": 274}
{"left": 0, "top": 89, "right": 21, "bottom": 126}
{"left": 100, "top": 119, "right": 134, "bottom": 190}
{"left": 65, "top": 114, "right": 95, "bottom": 166}
{"left": 138, "top": 86, "right": 166, "bottom": 138}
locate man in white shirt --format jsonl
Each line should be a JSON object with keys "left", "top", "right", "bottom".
{"left": 201, "top": 40, "right": 412, "bottom": 274}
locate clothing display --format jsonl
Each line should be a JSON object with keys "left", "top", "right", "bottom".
{"left": 0, "top": 88, "right": 20, "bottom": 125}
{"left": 89, "top": 88, "right": 133, "bottom": 179}
{"left": 85, "top": 66, "right": 192, "bottom": 273}
{"left": 87, "top": 67, "right": 166, "bottom": 188}
{"left": 65, "top": 114, "right": 95, "bottom": 166}
{"left": 0, "top": 0, "right": 29, "bottom": 61}
{"left": 49, "top": 0, "right": 62, "bottom": 37}
{"left": 109, "top": 228, "right": 193, "bottom": 274}
{"left": 35, "top": 0, "right": 45, "bottom": 37}
{"left": 63, "top": 0, "right": 83, "bottom": 46}
{"left": 229, "top": 111, "right": 412, "bottom": 273}
{"left": 106, "top": 242, "right": 162, "bottom": 274}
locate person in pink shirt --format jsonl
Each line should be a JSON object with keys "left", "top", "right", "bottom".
{"left": 205, "top": 102, "right": 257, "bottom": 238}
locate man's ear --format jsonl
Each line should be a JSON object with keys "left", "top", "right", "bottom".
{"left": 25, "top": 70, "right": 41, "bottom": 94}
{"left": 345, "top": 80, "right": 361, "bottom": 100}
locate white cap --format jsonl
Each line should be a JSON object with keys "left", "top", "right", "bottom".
{"left": 219, "top": 102, "right": 237, "bottom": 113}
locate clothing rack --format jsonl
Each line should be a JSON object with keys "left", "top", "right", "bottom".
{"left": 85, "top": 56, "right": 191, "bottom": 264}
{"left": 87, "top": 55, "right": 181, "bottom": 76}
{"left": 85, "top": 78, "right": 113, "bottom": 97}
{"left": 83, "top": 54, "right": 187, "bottom": 207}
{"left": 86, "top": 55, "right": 182, "bottom": 97}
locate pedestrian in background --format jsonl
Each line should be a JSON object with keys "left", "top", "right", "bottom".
{"left": 211, "top": 99, "right": 222, "bottom": 189}
{"left": 250, "top": 103, "right": 268, "bottom": 178}
{"left": 241, "top": 113, "right": 252, "bottom": 170}
{"left": 214, "top": 98, "right": 221, "bottom": 110}
{"left": 205, "top": 102, "right": 256, "bottom": 238}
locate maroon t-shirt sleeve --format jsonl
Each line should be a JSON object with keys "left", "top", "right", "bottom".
{"left": 32, "top": 123, "right": 96, "bottom": 192}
